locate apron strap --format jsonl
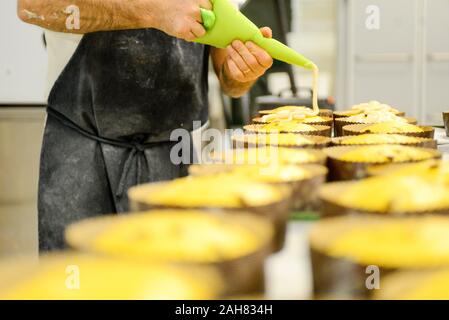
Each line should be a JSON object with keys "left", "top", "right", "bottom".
{"left": 115, "top": 148, "right": 139, "bottom": 198}
{"left": 47, "top": 107, "right": 159, "bottom": 199}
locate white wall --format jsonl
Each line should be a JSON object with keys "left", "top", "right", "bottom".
{"left": 0, "top": 0, "right": 47, "bottom": 104}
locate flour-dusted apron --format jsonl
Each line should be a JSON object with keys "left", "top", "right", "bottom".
{"left": 38, "top": 29, "right": 209, "bottom": 251}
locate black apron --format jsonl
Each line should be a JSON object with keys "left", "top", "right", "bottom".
{"left": 38, "top": 29, "right": 209, "bottom": 251}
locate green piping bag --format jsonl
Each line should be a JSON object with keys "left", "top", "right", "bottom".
{"left": 196, "top": 0, "right": 316, "bottom": 70}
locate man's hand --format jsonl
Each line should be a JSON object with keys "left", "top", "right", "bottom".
{"left": 223, "top": 27, "right": 274, "bottom": 83}
{"left": 150, "top": 0, "right": 212, "bottom": 41}
{"left": 211, "top": 27, "right": 274, "bottom": 98}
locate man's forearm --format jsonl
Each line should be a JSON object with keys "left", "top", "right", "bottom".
{"left": 17, "top": 0, "right": 154, "bottom": 34}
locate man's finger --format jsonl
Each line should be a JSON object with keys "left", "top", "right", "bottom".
{"left": 227, "top": 44, "right": 252, "bottom": 74}
{"left": 226, "top": 57, "right": 245, "bottom": 82}
{"left": 191, "top": 22, "right": 206, "bottom": 38}
{"left": 232, "top": 40, "right": 262, "bottom": 74}
{"left": 185, "top": 31, "right": 197, "bottom": 42}
{"left": 260, "top": 27, "right": 273, "bottom": 38}
{"left": 193, "top": 6, "right": 202, "bottom": 23}
{"left": 199, "top": 0, "right": 213, "bottom": 10}
{"left": 246, "top": 41, "right": 273, "bottom": 69}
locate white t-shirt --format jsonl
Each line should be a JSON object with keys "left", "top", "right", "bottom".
{"left": 44, "top": 30, "right": 82, "bottom": 98}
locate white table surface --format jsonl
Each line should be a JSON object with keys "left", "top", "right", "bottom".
{"left": 265, "top": 221, "right": 315, "bottom": 300}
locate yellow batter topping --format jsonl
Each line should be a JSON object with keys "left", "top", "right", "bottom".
{"left": 259, "top": 113, "right": 330, "bottom": 124}
{"left": 302, "top": 116, "right": 331, "bottom": 124}
{"left": 328, "top": 217, "right": 449, "bottom": 268}
{"left": 234, "top": 133, "right": 319, "bottom": 146}
{"left": 351, "top": 101, "right": 400, "bottom": 113}
{"left": 260, "top": 106, "right": 315, "bottom": 115}
{"left": 260, "top": 62, "right": 320, "bottom": 117}
{"left": 143, "top": 175, "right": 286, "bottom": 208}
{"left": 92, "top": 211, "right": 267, "bottom": 263}
{"left": 337, "top": 134, "right": 423, "bottom": 146}
{"left": 343, "top": 111, "right": 408, "bottom": 124}
{"left": 0, "top": 255, "right": 220, "bottom": 300}
{"left": 359, "top": 122, "right": 425, "bottom": 134}
{"left": 334, "top": 173, "right": 449, "bottom": 213}
{"left": 336, "top": 145, "right": 435, "bottom": 163}
{"left": 211, "top": 147, "right": 324, "bottom": 166}
{"left": 377, "top": 270, "right": 449, "bottom": 300}
{"left": 216, "top": 164, "right": 315, "bottom": 183}
{"left": 246, "top": 121, "right": 319, "bottom": 133}
{"left": 382, "top": 160, "right": 449, "bottom": 178}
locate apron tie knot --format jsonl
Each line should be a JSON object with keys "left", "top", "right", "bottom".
{"left": 115, "top": 143, "right": 149, "bottom": 198}
{"left": 133, "top": 143, "right": 146, "bottom": 152}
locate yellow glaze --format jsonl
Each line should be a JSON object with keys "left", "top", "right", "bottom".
{"left": 327, "top": 217, "right": 449, "bottom": 268}
{"left": 0, "top": 255, "right": 220, "bottom": 300}
{"left": 259, "top": 113, "right": 330, "bottom": 124}
{"left": 336, "top": 145, "right": 435, "bottom": 163}
{"left": 215, "top": 164, "right": 314, "bottom": 183}
{"left": 211, "top": 147, "right": 324, "bottom": 166}
{"left": 377, "top": 270, "right": 449, "bottom": 300}
{"left": 234, "top": 133, "right": 318, "bottom": 146}
{"left": 359, "top": 122, "right": 425, "bottom": 134}
{"left": 248, "top": 121, "right": 319, "bottom": 133}
{"left": 349, "top": 101, "right": 400, "bottom": 114}
{"left": 92, "top": 211, "right": 266, "bottom": 263}
{"left": 337, "top": 134, "right": 423, "bottom": 146}
{"left": 374, "top": 160, "right": 449, "bottom": 177}
{"left": 143, "top": 175, "right": 286, "bottom": 208}
{"left": 343, "top": 112, "right": 408, "bottom": 124}
{"left": 334, "top": 172, "right": 449, "bottom": 213}
{"left": 260, "top": 106, "right": 315, "bottom": 115}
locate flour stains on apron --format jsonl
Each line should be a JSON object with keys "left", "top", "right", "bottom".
{"left": 38, "top": 29, "right": 209, "bottom": 251}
